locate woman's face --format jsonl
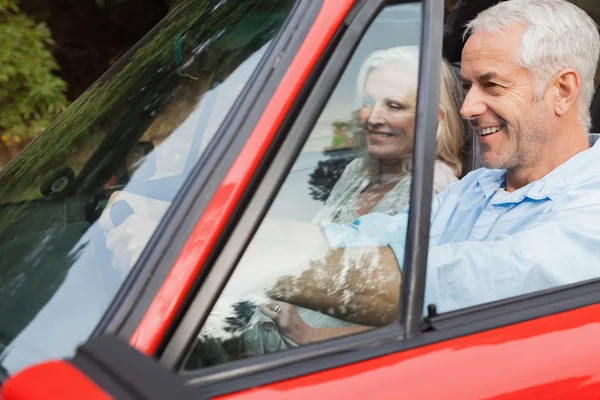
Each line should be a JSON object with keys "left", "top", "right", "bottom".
{"left": 359, "top": 65, "right": 417, "bottom": 161}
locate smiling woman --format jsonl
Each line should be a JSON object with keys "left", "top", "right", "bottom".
{"left": 181, "top": 2, "right": 466, "bottom": 370}
{"left": 312, "top": 46, "right": 465, "bottom": 224}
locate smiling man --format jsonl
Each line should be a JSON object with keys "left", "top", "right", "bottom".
{"left": 263, "top": 0, "right": 600, "bottom": 341}
{"left": 459, "top": 8, "right": 593, "bottom": 191}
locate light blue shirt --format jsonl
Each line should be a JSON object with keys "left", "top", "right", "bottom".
{"left": 323, "top": 141, "right": 600, "bottom": 313}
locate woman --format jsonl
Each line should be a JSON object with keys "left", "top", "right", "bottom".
{"left": 261, "top": 47, "right": 466, "bottom": 347}
{"left": 313, "top": 46, "right": 465, "bottom": 224}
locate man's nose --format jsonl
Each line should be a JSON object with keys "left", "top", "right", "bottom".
{"left": 460, "top": 88, "right": 487, "bottom": 120}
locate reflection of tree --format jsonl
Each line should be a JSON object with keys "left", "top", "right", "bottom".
{"left": 223, "top": 300, "right": 255, "bottom": 334}
{"left": 308, "top": 155, "right": 352, "bottom": 202}
{"left": 308, "top": 113, "right": 358, "bottom": 202}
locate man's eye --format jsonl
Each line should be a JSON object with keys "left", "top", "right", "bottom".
{"left": 462, "top": 83, "right": 471, "bottom": 92}
{"left": 485, "top": 82, "right": 500, "bottom": 88}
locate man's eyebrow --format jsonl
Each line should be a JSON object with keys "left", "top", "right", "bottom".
{"left": 459, "top": 72, "right": 500, "bottom": 83}
{"left": 478, "top": 72, "right": 499, "bottom": 81}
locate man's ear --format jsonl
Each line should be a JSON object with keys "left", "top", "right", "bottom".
{"left": 553, "top": 69, "right": 581, "bottom": 117}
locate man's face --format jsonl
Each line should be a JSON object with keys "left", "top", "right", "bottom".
{"left": 460, "top": 25, "right": 553, "bottom": 171}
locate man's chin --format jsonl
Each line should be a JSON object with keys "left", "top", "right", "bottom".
{"left": 480, "top": 154, "right": 506, "bottom": 170}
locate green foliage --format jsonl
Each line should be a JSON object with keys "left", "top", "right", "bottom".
{"left": 0, "top": 0, "right": 68, "bottom": 143}
{"left": 0, "top": 0, "right": 292, "bottom": 203}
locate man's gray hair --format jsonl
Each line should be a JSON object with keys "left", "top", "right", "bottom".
{"left": 465, "top": 0, "right": 600, "bottom": 131}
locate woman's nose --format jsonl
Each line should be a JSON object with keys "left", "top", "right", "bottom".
{"left": 367, "top": 104, "right": 386, "bottom": 126}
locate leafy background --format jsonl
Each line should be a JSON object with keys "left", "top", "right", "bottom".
{"left": 1, "top": 0, "right": 599, "bottom": 169}
{"left": 0, "top": 0, "right": 170, "bottom": 166}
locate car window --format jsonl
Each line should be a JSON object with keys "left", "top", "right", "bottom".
{"left": 0, "top": 0, "right": 294, "bottom": 376}
{"left": 423, "top": 0, "right": 600, "bottom": 316}
{"left": 182, "top": 2, "right": 439, "bottom": 370}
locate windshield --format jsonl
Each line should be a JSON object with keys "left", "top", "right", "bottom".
{"left": 0, "top": 0, "right": 294, "bottom": 375}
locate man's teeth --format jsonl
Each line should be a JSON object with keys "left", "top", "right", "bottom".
{"left": 480, "top": 126, "right": 502, "bottom": 136}
{"left": 370, "top": 132, "right": 393, "bottom": 138}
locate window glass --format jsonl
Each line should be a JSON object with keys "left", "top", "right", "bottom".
{"left": 426, "top": 0, "right": 600, "bottom": 315}
{"left": 0, "top": 0, "right": 294, "bottom": 376}
{"left": 183, "top": 2, "right": 461, "bottom": 370}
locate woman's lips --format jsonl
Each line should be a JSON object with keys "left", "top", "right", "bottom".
{"left": 367, "top": 131, "right": 395, "bottom": 140}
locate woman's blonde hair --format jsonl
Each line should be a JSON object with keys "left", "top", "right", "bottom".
{"left": 355, "top": 46, "right": 465, "bottom": 178}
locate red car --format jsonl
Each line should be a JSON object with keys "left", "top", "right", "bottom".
{"left": 2, "top": 0, "right": 600, "bottom": 398}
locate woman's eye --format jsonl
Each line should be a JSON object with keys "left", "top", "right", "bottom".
{"left": 388, "top": 102, "right": 405, "bottom": 110}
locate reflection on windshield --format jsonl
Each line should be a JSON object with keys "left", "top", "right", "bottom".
{"left": 133, "top": 43, "right": 268, "bottom": 185}
{"left": 0, "top": 0, "right": 294, "bottom": 375}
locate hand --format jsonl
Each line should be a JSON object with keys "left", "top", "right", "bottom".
{"left": 260, "top": 301, "right": 315, "bottom": 345}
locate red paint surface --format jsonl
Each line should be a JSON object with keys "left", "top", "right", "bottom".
{"left": 130, "top": 0, "right": 356, "bottom": 355}
{"left": 2, "top": 361, "right": 111, "bottom": 400}
{"left": 220, "top": 304, "right": 600, "bottom": 400}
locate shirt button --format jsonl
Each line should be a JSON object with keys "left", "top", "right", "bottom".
{"left": 522, "top": 251, "right": 532, "bottom": 260}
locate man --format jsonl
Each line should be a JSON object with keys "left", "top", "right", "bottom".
{"left": 263, "top": 0, "right": 600, "bottom": 338}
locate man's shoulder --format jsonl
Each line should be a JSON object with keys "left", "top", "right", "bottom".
{"left": 549, "top": 142, "right": 600, "bottom": 205}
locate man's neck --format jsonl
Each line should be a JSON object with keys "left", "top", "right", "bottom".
{"left": 505, "top": 133, "right": 589, "bottom": 192}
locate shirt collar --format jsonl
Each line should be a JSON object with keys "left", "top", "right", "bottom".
{"left": 476, "top": 170, "right": 505, "bottom": 201}
{"left": 476, "top": 140, "right": 600, "bottom": 203}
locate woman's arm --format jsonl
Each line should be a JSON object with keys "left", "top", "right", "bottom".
{"left": 267, "top": 246, "right": 402, "bottom": 327}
